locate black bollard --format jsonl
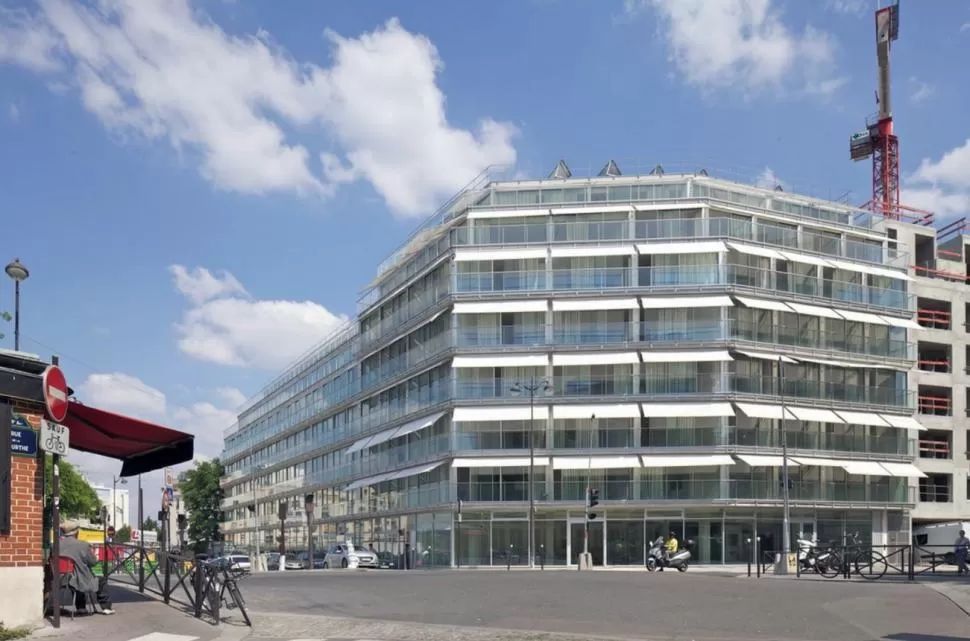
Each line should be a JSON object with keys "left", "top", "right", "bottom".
{"left": 193, "top": 555, "right": 205, "bottom": 618}
{"left": 507, "top": 544, "right": 513, "bottom": 571}
{"left": 540, "top": 544, "right": 545, "bottom": 571}
{"left": 756, "top": 537, "right": 761, "bottom": 578}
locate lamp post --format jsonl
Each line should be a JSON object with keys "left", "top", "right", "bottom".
{"left": 777, "top": 356, "right": 791, "bottom": 575}
{"left": 112, "top": 476, "right": 128, "bottom": 528}
{"left": 510, "top": 376, "right": 552, "bottom": 569}
{"left": 5, "top": 258, "right": 29, "bottom": 351}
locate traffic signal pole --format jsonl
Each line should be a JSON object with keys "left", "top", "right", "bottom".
{"left": 579, "top": 415, "right": 596, "bottom": 570}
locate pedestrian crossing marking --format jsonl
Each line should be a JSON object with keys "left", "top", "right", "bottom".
{"left": 126, "top": 634, "right": 199, "bottom": 641}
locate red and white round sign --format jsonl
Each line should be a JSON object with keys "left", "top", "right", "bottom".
{"left": 42, "top": 365, "right": 69, "bottom": 422}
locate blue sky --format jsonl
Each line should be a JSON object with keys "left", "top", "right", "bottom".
{"left": 0, "top": 0, "right": 968, "bottom": 496}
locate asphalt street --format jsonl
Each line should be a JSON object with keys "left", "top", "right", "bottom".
{"left": 237, "top": 569, "right": 970, "bottom": 641}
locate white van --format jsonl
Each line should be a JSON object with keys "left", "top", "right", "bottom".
{"left": 912, "top": 522, "right": 970, "bottom": 564}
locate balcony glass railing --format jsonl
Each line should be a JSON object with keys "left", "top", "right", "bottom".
{"left": 453, "top": 374, "right": 912, "bottom": 408}
{"left": 454, "top": 264, "right": 910, "bottom": 311}
{"left": 452, "top": 216, "right": 903, "bottom": 268}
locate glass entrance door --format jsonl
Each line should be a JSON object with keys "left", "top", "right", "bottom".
{"left": 569, "top": 520, "right": 604, "bottom": 565}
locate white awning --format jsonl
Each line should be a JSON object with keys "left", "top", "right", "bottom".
{"left": 391, "top": 411, "right": 447, "bottom": 440}
{"left": 726, "top": 242, "right": 785, "bottom": 259}
{"left": 552, "top": 404, "right": 641, "bottom": 419}
{"left": 733, "top": 296, "right": 792, "bottom": 312}
{"left": 796, "top": 356, "right": 866, "bottom": 368}
{"left": 552, "top": 298, "right": 639, "bottom": 311}
{"left": 737, "top": 454, "right": 799, "bottom": 467}
{"left": 640, "top": 350, "right": 733, "bottom": 363}
{"left": 452, "top": 354, "right": 548, "bottom": 368}
{"left": 791, "top": 457, "right": 853, "bottom": 467}
{"left": 879, "top": 315, "right": 922, "bottom": 329}
{"left": 344, "top": 433, "right": 377, "bottom": 455}
{"left": 383, "top": 461, "right": 446, "bottom": 482}
{"left": 640, "top": 402, "right": 736, "bottom": 418}
{"left": 452, "top": 406, "right": 550, "bottom": 422}
{"left": 835, "top": 309, "right": 890, "bottom": 325}
{"left": 878, "top": 414, "right": 927, "bottom": 431}
{"left": 636, "top": 241, "right": 727, "bottom": 255}
{"left": 552, "top": 456, "right": 642, "bottom": 470}
{"left": 453, "top": 300, "right": 547, "bottom": 314}
{"left": 787, "top": 302, "right": 842, "bottom": 319}
{"left": 552, "top": 352, "right": 639, "bottom": 366}
{"left": 639, "top": 295, "right": 734, "bottom": 309}
{"left": 735, "top": 403, "right": 788, "bottom": 420}
{"left": 452, "top": 457, "right": 550, "bottom": 468}
{"left": 833, "top": 410, "right": 891, "bottom": 427}
{"left": 786, "top": 407, "right": 845, "bottom": 423}
{"left": 550, "top": 245, "right": 637, "bottom": 258}
{"left": 344, "top": 471, "right": 394, "bottom": 492}
{"left": 841, "top": 461, "right": 894, "bottom": 477}
{"left": 778, "top": 251, "right": 835, "bottom": 268}
{"left": 467, "top": 207, "right": 550, "bottom": 219}
{"left": 878, "top": 462, "right": 927, "bottom": 478}
{"left": 827, "top": 259, "right": 913, "bottom": 281}
{"left": 735, "top": 350, "right": 798, "bottom": 363}
{"left": 641, "top": 455, "right": 736, "bottom": 468}
{"left": 454, "top": 248, "right": 547, "bottom": 262}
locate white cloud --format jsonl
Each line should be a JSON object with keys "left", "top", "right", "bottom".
{"left": 909, "top": 77, "right": 935, "bottom": 104}
{"left": 961, "top": 22, "right": 970, "bottom": 33}
{"left": 631, "top": 0, "right": 845, "bottom": 98}
{"left": 755, "top": 167, "right": 786, "bottom": 191}
{"left": 824, "top": 0, "right": 868, "bottom": 15}
{"left": 169, "top": 265, "right": 248, "bottom": 306}
{"left": 69, "top": 373, "right": 241, "bottom": 491}
{"left": 8, "top": 103, "right": 19, "bottom": 123}
{"left": 0, "top": 1, "right": 517, "bottom": 217}
{"left": 171, "top": 264, "right": 347, "bottom": 369}
{"left": 905, "top": 139, "right": 970, "bottom": 218}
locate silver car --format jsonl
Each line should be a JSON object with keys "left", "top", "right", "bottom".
{"left": 322, "top": 543, "right": 378, "bottom": 569}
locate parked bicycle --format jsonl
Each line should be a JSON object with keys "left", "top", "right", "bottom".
{"left": 820, "top": 531, "right": 888, "bottom": 580}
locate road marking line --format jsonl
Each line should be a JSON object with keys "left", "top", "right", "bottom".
{"left": 126, "top": 634, "right": 200, "bottom": 641}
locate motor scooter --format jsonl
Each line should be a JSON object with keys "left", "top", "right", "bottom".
{"left": 646, "top": 536, "right": 691, "bottom": 572}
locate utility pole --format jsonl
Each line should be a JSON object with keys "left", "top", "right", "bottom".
{"left": 579, "top": 414, "right": 596, "bottom": 570}
{"left": 776, "top": 356, "right": 792, "bottom": 575}
{"left": 510, "top": 377, "right": 551, "bottom": 569}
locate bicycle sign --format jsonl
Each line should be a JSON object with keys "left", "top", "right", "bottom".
{"left": 40, "top": 419, "right": 70, "bottom": 455}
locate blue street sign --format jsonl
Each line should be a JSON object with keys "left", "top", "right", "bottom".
{"left": 11, "top": 427, "right": 38, "bottom": 457}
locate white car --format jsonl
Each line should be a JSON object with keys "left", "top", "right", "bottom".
{"left": 322, "top": 543, "right": 378, "bottom": 569}
{"left": 216, "top": 554, "right": 251, "bottom": 571}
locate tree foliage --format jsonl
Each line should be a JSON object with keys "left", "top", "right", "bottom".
{"left": 44, "top": 457, "right": 100, "bottom": 520}
{"left": 114, "top": 525, "right": 132, "bottom": 544}
{"left": 141, "top": 516, "right": 158, "bottom": 532}
{"left": 179, "top": 459, "right": 225, "bottom": 551}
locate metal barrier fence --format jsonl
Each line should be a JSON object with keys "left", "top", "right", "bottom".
{"left": 744, "top": 541, "right": 967, "bottom": 581}
{"left": 102, "top": 544, "right": 251, "bottom": 627}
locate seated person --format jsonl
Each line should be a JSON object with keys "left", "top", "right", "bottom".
{"left": 59, "top": 520, "right": 114, "bottom": 615}
{"left": 663, "top": 532, "right": 679, "bottom": 562}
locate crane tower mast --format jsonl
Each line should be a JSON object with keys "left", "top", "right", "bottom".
{"left": 848, "top": 1, "right": 901, "bottom": 219}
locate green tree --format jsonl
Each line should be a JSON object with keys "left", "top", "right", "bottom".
{"left": 141, "top": 516, "right": 158, "bottom": 532}
{"left": 44, "top": 458, "right": 100, "bottom": 520}
{"left": 114, "top": 525, "right": 132, "bottom": 544}
{"left": 0, "top": 311, "right": 10, "bottom": 341}
{"left": 179, "top": 459, "right": 225, "bottom": 552}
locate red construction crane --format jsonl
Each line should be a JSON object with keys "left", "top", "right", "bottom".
{"left": 848, "top": 1, "right": 930, "bottom": 223}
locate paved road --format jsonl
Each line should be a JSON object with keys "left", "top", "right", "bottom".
{"left": 237, "top": 569, "right": 970, "bottom": 641}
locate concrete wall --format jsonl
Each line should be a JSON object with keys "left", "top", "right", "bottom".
{"left": 0, "top": 412, "right": 45, "bottom": 629}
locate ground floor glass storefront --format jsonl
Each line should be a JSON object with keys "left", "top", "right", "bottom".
{"left": 319, "top": 507, "right": 908, "bottom": 568}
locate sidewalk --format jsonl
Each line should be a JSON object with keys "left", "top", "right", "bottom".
{"left": 28, "top": 585, "right": 246, "bottom": 641}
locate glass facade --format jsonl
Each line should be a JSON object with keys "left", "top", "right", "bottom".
{"left": 221, "top": 171, "right": 920, "bottom": 567}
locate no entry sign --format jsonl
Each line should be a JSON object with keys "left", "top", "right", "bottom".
{"left": 42, "top": 365, "right": 69, "bottom": 423}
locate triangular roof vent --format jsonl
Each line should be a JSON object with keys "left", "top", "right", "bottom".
{"left": 697, "top": 169, "right": 708, "bottom": 176}
{"left": 549, "top": 160, "right": 572, "bottom": 180}
{"left": 598, "top": 160, "right": 622, "bottom": 177}
{"left": 649, "top": 164, "right": 665, "bottom": 177}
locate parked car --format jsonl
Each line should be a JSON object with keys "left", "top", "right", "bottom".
{"left": 376, "top": 551, "right": 398, "bottom": 569}
{"left": 322, "top": 542, "right": 379, "bottom": 569}
{"left": 283, "top": 554, "right": 304, "bottom": 570}
{"left": 265, "top": 552, "right": 280, "bottom": 571}
{"left": 297, "top": 552, "right": 326, "bottom": 569}
{"left": 212, "top": 554, "right": 251, "bottom": 572}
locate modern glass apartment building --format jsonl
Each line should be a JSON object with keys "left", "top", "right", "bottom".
{"left": 220, "top": 161, "right": 928, "bottom": 567}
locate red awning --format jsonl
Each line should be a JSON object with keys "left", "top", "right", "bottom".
{"left": 63, "top": 401, "right": 195, "bottom": 477}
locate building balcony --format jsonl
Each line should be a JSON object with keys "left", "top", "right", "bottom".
{"left": 454, "top": 265, "right": 910, "bottom": 311}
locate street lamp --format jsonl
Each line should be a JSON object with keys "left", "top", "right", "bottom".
{"left": 5, "top": 258, "right": 29, "bottom": 351}
{"left": 510, "top": 376, "right": 552, "bottom": 569}
{"left": 777, "top": 356, "right": 792, "bottom": 575}
{"left": 112, "top": 476, "right": 128, "bottom": 528}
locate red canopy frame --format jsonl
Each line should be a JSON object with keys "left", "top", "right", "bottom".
{"left": 63, "top": 402, "right": 195, "bottom": 476}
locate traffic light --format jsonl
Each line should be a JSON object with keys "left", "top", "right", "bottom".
{"left": 587, "top": 488, "right": 599, "bottom": 520}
